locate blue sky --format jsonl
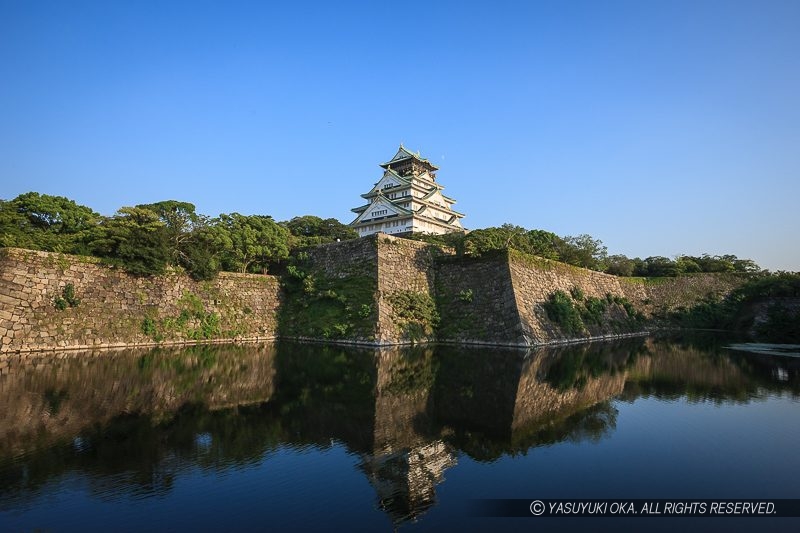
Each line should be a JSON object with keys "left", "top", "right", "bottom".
{"left": 1, "top": 0, "right": 798, "bottom": 270}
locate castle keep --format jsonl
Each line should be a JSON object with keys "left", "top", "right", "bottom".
{"left": 350, "top": 146, "right": 465, "bottom": 237}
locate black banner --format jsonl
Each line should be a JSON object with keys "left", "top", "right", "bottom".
{"left": 471, "top": 499, "right": 800, "bottom": 518}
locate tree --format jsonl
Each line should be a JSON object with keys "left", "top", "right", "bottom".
{"left": 524, "top": 229, "right": 563, "bottom": 260}
{"left": 0, "top": 192, "right": 100, "bottom": 254}
{"left": 137, "top": 201, "right": 201, "bottom": 257}
{"left": 731, "top": 257, "right": 761, "bottom": 273}
{"left": 675, "top": 256, "right": 702, "bottom": 274}
{"left": 558, "top": 234, "right": 608, "bottom": 271}
{"left": 605, "top": 254, "right": 636, "bottom": 276}
{"left": 281, "top": 215, "right": 357, "bottom": 247}
{"left": 462, "top": 226, "right": 516, "bottom": 257}
{"left": 136, "top": 200, "right": 221, "bottom": 279}
{"left": 214, "top": 213, "right": 290, "bottom": 274}
{"left": 92, "top": 207, "right": 171, "bottom": 276}
{"left": 642, "top": 256, "right": 678, "bottom": 277}
{"left": 459, "top": 224, "right": 564, "bottom": 259}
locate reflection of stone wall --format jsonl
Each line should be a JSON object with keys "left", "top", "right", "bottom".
{"left": 512, "top": 347, "right": 628, "bottom": 431}
{"left": 2, "top": 339, "right": 783, "bottom": 526}
{"left": 373, "top": 349, "right": 437, "bottom": 452}
{"left": 0, "top": 248, "right": 280, "bottom": 353}
{"left": 0, "top": 345, "right": 277, "bottom": 456}
{"left": 627, "top": 339, "right": 749, "bottom": 392}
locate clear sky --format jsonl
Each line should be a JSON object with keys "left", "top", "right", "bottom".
{"left": 1, "top": 0, "right": 798, "bottom": 271}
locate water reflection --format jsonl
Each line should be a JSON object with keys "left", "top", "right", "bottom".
{"left": 0, "top": 337, "right": 798, "bottom": 525}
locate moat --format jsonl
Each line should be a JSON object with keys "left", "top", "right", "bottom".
{"left": 1, "top": 336, "right": 799, "bottom": 532}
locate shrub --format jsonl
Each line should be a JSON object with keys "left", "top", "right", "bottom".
{"left": 581, "top": 296, "right": 607, "bottom": 325}
{"left": 53, "top": 283, "right": 80, "bottom": 310}
{"left": 544, "top": 290, "right": 584, "bottom": 335}
{"left": 141, "top": 317, "right": 157, "bottom": 336}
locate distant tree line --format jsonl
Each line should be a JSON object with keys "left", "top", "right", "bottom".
{"left": 0, "top": 192, "right": 357, "bottom": 279}
{"left": 0, "top": 193, "right": 770, "bottom": 279}
{"left": 409, "top": 223, "right": 763, "bottom": 276}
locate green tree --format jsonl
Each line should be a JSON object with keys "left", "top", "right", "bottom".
{"left": 214, "top": 213, "right": 290, "bottom": 274}
{"left": 136, "top": 200, "right": 220, "bottom": 279}
{"left": 137, "top": 201, "right": 201, "bottom": 258}
{"left": 642, "top": 256, "right": 678, "bottom": 277}
{"left": 558, "top": 234, "right": 608, "bottom": 271}
{"left": 675, "top": 256, "right": 702, "bottom": 274}
{"left": 605, "top": 254, "right": 636, "bottom": 276}
{"left": 730, "top": 256, "right": 761, "bottom": 273}
{"left": 281, "top": 215, "right": 357, "bottom": 247}
{"left": 406, "top": 231, "right": 467, "bottom": 253}
{"left": 460, "top": 224, "right": 564, "bottom": 259}
{"left": 92, "top": 207, "right": 171, "bottom": 276}
{"left": 524, "top": 229, "right": 563, "bottom": 260}
{"left": 462, "top": 226, "right": 515, "bottom": 257}
{"left": 0, "top": 192, "right": 100, "bottom": 254}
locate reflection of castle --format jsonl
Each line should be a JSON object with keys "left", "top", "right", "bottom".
{"left": 357, "top": 344, "right": 633, "bottom": 524}
{"left": 360, "top": 349, "right": 457, "bottom": 523}
{"left": 361, "top": 440, "right": 456, "bottom": 524}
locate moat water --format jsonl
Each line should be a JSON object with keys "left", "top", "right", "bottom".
{"left": 1, "top": 336, "right": 798, "bottom": 532}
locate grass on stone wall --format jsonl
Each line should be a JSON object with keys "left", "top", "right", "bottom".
{"left": 140, "top": 290, "right": 223, "bottom": 342}
{"left": 544, "top": 289, "right": 644, "bottom": 336}
{"left": 754, "top": 303, "right": 800, "bottom": 343}
{"left": 543, "top": 291, "right": 585, "bottom": 335}
{"left": 278, "top": 264, "right": 377, "bottom": 340}
{"left": 387, "top": 290, "right": 440, "bottom": 341}
{"left": 663, "top": 272, "right": 800, "bottom": 342}
{"left": 53, "top": 283, "right": 80, "bottom": 311}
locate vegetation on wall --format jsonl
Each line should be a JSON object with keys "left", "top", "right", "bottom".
{"left": 278, "top": 258, "right": 377, "bottom": 340}
{"left": 666, "top": 272, "right": 800, "bottom": 342}
{"left": 387, "top": 290, "right": 440, "bottom": 341}
{"left": 140, "top": 291, "right": 224, "bottom": 342}
{"left": 543, "top": 289, "right": 644, "bottom": 336}
{"left": 53, "top": 283, "right": 80, "bottom": 311}
{"left": 434, "top": 282, "right": 491, "bottom": 341}
{"left": 543, "top": 291, "right": 585, "bottom": 335}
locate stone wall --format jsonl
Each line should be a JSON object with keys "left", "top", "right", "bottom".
{"left": 0, "top": 236, "right": 749, "bottom": 352}
{"left": 0, "top": 248, "right": 280, "bottom": 353}
{"left": 278, "top": 236, "right": 380, "bottom": 342}
{"left": 621, "top": 273, "right": 747, "bottom": 317}
{"left": 303, "top": 236, "right": 379, "bottom": 279}
{"left": 434, "top": 252, "right": 525, "bottom": 345}
{"left": 507, "top": 251, "right": 648, "bottom": 344}
{"left": 375, "top": 235, "right": 448, "bottom": 344}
